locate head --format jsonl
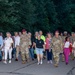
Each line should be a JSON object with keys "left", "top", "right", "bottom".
{"left": 39, "top": 30, "right": 43, "bottom": 35}
{"left": 65, "top": 36, "right": 70, "bottom": 42}
{"left": 19, "top": 32, "right": 22, "bottom": 36}
{"left": 71, "top": 32, "right": 75, "bottom": 37}
{"left": 28, "top": 32, "right": 32, "bottom": 38}
{"left": 6, "top": 32, "right": 11, "bottom": 38}
{"left": 55, "top": 30, "right": 59, "bottom": 37}
{"left": 64, "top": 31, "right": 67, "bottom": 36}
{"left": 14, "top": 32, "right": 18, "bottom": 36}
{"left": 0, "top": 32, "right": 2, "bottom": 36}
{"left": 22, "top": 29, "right": 26, "bottom": 35}
{"left": 47, "top": 33, "right": 51, "bottom": 38}
{"left": 35, "top": 31, "right": 39, "bottom": 36}
{"left": 37, "top": 35, "right": 41, "bottom": 40}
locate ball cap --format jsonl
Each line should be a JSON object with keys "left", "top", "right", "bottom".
{"left": 22, "top": 29, "right": 26, "bottom": 32}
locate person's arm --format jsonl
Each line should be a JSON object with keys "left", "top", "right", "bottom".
{"left": 9, "top": 38, "right": 13, "bottom": 49}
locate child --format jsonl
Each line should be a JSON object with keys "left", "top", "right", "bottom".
{"left": 64, "top": 37, "right": 72, "bottom": 65}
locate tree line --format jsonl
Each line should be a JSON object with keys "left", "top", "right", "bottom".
{"left": 0, "top": 0, "right": 75, "bottom": 34}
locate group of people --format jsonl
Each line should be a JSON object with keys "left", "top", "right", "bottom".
{"left": 0, "top": 29, "right": 75, "bottom": 67}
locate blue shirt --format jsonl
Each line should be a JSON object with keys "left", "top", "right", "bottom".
{"left": 0, "top": 36, "right": 3, "bottom": 47}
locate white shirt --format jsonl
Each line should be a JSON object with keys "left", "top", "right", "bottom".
{"left": 64, "top": 42, "right": 70, "bottom": 48}
{"left": 4, "top": 37, "right": 13, "bottom": 50}
{"left": 73, "top": 42, "right": 75, "bottom": 48}
{"left": 14, "top": 36, "right": 20, "bottom": 47}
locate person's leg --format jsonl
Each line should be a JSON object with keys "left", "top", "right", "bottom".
{"left": 31, "top": 48, "right": 34, "bottom": 60}
{"left": 25, "top": 48, "right": 29, "bottom": 62}
{"left": 29, "top": 48, "right": 34, "bottom": 60}
{"left": 53, "top": 52, "right": 60, "bottom": 67}
{"left": 0, "top": 50, "right": 2, "bottom": 61}
{"left": 50, "top": 49, "right": 53, "bottom": 63}
{"left": 66, "top": 48, "right": 70, "bottom": 64}
{"left": 74, "top": 50, "right": 75, "bottom": 58}
{"left": 21, "top": 52, "right": 25, "bottom": 64}
{"left": 15, "top": 46, "right": 19, "bottom": 61}
{"left": 39, "top": 49, "right": 43, "bottom": 64}
{"left": 4, "top": 49, "right": 8, "bottom": 64}
{"left": 8, "top": 49, "right": 12, "bottom": 63}
{"left": 46, "top": 50, "right": 49, "bottom": 62}
{"left": 36, "top": 48, "right": 40, "bottom": 64}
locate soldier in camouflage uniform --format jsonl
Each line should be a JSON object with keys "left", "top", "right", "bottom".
{"left": 20, "top": 29, "right": 31, "bottom": 64}
{"left": 51, "top": 31, "right": 63, "bottom": 67}
{"left": 70, "top": 32, "right": 75, "bottom": 60}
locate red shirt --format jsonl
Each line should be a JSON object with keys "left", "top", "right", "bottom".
{"left": 45, "top": 38, "right": 51, "bottom": 50}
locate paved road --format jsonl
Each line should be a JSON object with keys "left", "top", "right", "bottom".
{"left": 0, "top": 57, "right": 75, "bottom": 75}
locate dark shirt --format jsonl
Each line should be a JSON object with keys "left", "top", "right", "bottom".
{"left": 35, "top": 39, "right": 44, "bottom": 48}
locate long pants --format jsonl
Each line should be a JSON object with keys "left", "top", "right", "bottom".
{"left": 4, "top": 49, "right": 12, "bottom": 60}
{"left": 46, "top": 49, "right": 52, "bottom": 61}
{"left": 64, "top": 48, "right": 70, "bottom": 63}
{"left": 53, "top": 52, "right": 60, "bottom": 64}
{"left": 16, "top": 46, "right": 20, "bottom": 58}
{"left": 0, "top": 50, "right": 2, "bottom": 60}
{"left": 29, "top": 48, "right": 34, "bottom": 59}
{"left": 12, "top": 48, "right": 16, "bottom": 58}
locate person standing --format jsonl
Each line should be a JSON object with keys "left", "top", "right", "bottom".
{"left": 28, "top": 32, "right": 34, "bottom": 60}
{"left": 45, "top": 33, "right": 52, "bottom": 64}
{"left": 14, "top": 32, "right": 20, "bottom": 61}
{"left": 70, "top": 32, "right": 75, "bottom": 60}
{"left": 39, "top": 30, "right": 46, "bottom": 59}
{"left": 61, "top": 31, "right": 68, "bottom": 62}
{"left": 20, "top": 29, "right": 31, "bottom": 64}
{"left": 3, "top": 32, "right": 13, "bottom": 64}
{"left": 51, "top": 30, "right": 63, "bottom": 67}
{"left": 34, "top": 35, "right": 45, "bottom": 65}
{"left": 64, "top": 37, "right": 71, "bottom": 65}
{"left": 0, "top": 33, "right": 3, "bottom": 61}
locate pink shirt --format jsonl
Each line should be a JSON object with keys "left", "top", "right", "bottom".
{"left": 45, "top": 38, "right": 51, "bottom": 50}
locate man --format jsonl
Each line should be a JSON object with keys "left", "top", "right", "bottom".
{"left": 20, "top": 29, "right": 31, "bottom": 64}
{"left": 51, "top": 30, "right": 63, "bottom": 67}
{"left": 70, "top": 32, "right": 75, "bottom": 60}
{"left": 0, "top": 33, "right": 3, "bottom": 61}
{"left": 39, "top": 30, "right": 45, "bottom": 42}
{"left": 14, "top": 32, "right": 20, "bottom": 61}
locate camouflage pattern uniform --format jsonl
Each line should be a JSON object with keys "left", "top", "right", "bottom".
{"left": 20, "top": 33, "right": 31, "bottom": 63}
{"left": 51, "top": 36, "right": 63, "bottom": 67}
{"left": 70, "top": 33, "right": 75, "bottom": 60}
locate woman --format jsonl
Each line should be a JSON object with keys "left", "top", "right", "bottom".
{"left": 64, "top": 37, "right": 72, "bottom": 65}
{"left": 3, "top": 32, "right": 13, "bottom": 64}
{"left": 45, "top": 33, "right": 52, "bottom": 64}
{"left": 34, "top": 35, "right": 45, "bottom": 65}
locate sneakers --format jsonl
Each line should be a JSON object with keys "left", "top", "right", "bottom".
{"left": 37, "top": 60, "right": 43, "bottom": 65}
{"left": 50, "top": 60, "right": 53, "bottom": 64}
{"left": 9, "top": 60, "right": 11, "bottom": 63}
{"left": 3, "top": 60, "right": 11, "bottom": 64}
{"left": 3, "top": 61, "right": 7, "bottom": 64}
{"left": 40, "top": 61, "right": 43, "bottom": 65}
{"left": 37, "top": 62, "right": 40, "bottom": 65}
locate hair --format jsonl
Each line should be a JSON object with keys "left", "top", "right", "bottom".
{"left": 65, "top": 36, "right": 69, "bottom": 42}
{"left": 46, "top": 32, "right": 51, "bottom": 37}
{"left": 6, "top": 32, "right": 10, "bottom": 34}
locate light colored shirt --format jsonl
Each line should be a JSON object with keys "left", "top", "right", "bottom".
{"left": 64, "top": 42, "right": 70, "bottom": 48}
{"left": 4, "top": 37, "right": 13, "bottom": 50}
{"left": 14, "top": 36, "right": 20, "bottom": 47}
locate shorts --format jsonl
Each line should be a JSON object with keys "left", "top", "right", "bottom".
{"left": 36, "top": 48, "right": 43, "bottom": 55}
